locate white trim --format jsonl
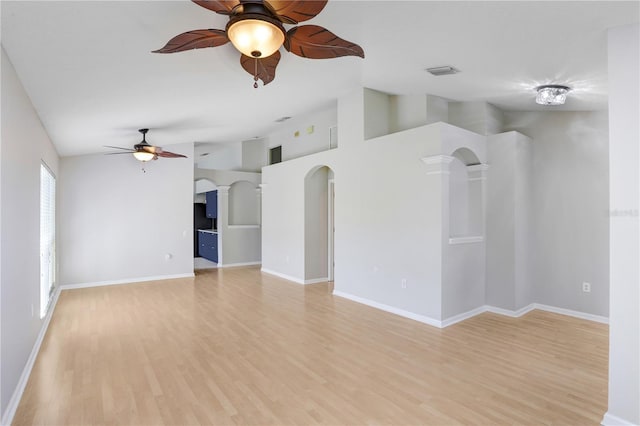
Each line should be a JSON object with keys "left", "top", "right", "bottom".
{"left": 601, "top": 412, "right": 637, "bottom": 426}
{"left": 449, "top": 236, "right": 484, "bottom": 245}
{"left": 219, "top": 261, "right": 261, "bottom": 268}
{"left": 260, "top": 268, "right": 305, "bottom": 285}
{"left": 466, "top": 164, "right": 490, "bottom": 173}
{"left": 332, "top": 290, "right": 443, "bottom": 328}
{"left": 440, "top": 306, "right": 487, "bottom": 327}
{"left": 227, "top": 225, "right": 260, "bottom": 229}
{"left": 421, "top": 155, "right": 455, "bottom": 165}
{"left": 305, "top": 277, "right": 329, "bottom": 285}
{"left": 534, "top": 303, "right": 609, "bottom": 324}
{"left": 485, "top": 303, "right": 536, "bottom": 318}
{"left": 1, "top": 286, "right": 61, "bottom": 426}
{"left": 60, "top": 273, "right": 195, "bottom": 290}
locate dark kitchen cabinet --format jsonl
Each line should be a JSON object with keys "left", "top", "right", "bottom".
{"left": 206, "top": 190, "right": 218, "bottom": 218}
{"left": 198, "top": 230, "right": 218, "bottom": 263}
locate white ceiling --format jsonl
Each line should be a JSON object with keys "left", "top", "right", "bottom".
{"left": 2, "top": 1, "right": 638, "bottom": 157}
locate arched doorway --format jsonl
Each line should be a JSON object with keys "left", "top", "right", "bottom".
{"left": 304, "top": 165, "right": 335, "bottom": 283}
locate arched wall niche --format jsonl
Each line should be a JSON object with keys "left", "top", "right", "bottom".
{"left": 228, "top": 180, "right": 259, "bottom": 225}
{"left": 449, "top": 147, "right": 484, "bottom": 239}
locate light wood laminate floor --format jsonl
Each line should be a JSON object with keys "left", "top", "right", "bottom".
{"left": 14, "top": 266, "right": 608, "bottom": 425}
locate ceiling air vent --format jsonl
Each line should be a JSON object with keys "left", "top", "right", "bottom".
{"left": 275, "top": 116, "right": 291, "bottom": 123}
{"left": 426, "top": 66, "right": 460, "bottom": 76}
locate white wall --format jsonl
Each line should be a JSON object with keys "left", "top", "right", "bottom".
{"left": 604, "top": 23, "right": 639, "bottom": 426}
{"left": 262, "top": 119, "right": 485, "bottom": 320}
{"left": 1, "top": 47, "right": 60, "bottom": 419}
{"left": 229, "top": 180, "right": 259, "bottom": 225}
{"left": 503, "top": 111, "right": 609, "bottom": 317}
{"left": 195, "top": 142, "right": 242, "bottom": 170}
{"left": 486, "top": 131, "right": 533, "bottom": 311}
{"left": 241, "top": 138, "right": 267, "bottom": 172}
{"left": 58, "top": 145, "right": 194, "bottom": 285}
{"left": 267, "top": 104, "right": 337, "bottom": 162}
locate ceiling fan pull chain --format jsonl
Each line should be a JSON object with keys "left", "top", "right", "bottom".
{"left": 253, "top": 58, "right": 258, "bottom": 89}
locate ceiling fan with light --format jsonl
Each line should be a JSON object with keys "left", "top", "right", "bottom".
{"left": 104, "top": 128, "right": 188, "bottom": 162}
{"left": 153, "top": 0, "right": 365, "bottom": 87}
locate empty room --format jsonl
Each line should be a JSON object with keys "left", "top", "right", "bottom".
{"left": 1, "top": 1, "right": 638, "bottom": 425}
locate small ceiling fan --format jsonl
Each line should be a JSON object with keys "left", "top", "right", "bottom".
{"left": 153, "top": 0, "right": 364, "bottom": 87}
{"left": 104, "top": 129, "right": 187, "bottom": 162}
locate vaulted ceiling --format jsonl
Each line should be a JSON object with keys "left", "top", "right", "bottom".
{"left": 2, "top": 1, "right": 638, "bottom": 156}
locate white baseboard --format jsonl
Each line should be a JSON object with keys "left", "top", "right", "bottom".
{"left": 332, "top": 290, "right": 443, "bottom": 328}
{"left": 534, "top": 303, "right": 609, "bottom": 324}
{"left": 440, "top": 306, "right": 487, "bottom": 327}
{"left": 219, "top": 261, "right": 261, "bottom": 268}
{"left": 601, "top": 412, "right": 638, "bottom": 426}
{"left": 331, "top": 292, "right": 610, "bottom": 330}
{"left": 260, "top": 268, "right": 305, "bottom": 285}
{"left": 1, "top": 286, "right": 61, "bottom": 426}
{"left": 60, "top": 273, "right": 195, "bottom": 290}
{"left": 305, "top": 277, "right": 329, "bottom": 284}
{"left": 485, "top": 303, "right": 536, "bottom": 318}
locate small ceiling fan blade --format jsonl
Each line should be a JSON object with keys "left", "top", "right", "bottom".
{"left": 285, "top": 25, "right": 365, "bottom": 59}
{"left": 104, "top": 145, "right": 135, "bottom": 151}
{"left": 156, "top": 151, "right": 188, "bottom": 158}
{"left": 152, "top": 29, "right": 229, "bottom": 54}
{"left": 240, "top": 51, "right": 281, "bottom": 86}
{"left": 264, "top": 0, "right": 327, "bottom": 24}
{"left": 192, "top": 0, "right": 239, "bottom": 15}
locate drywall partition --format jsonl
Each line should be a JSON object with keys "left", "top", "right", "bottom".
{"left": 485, "top": 131, "right": 533, "bottom": 311}
{"left": 604, "top": 23, "right": 639, "bottom": 426}
{"left": 1, "top": 47, "right": 60, "bottom": 420}
{"left": 58, "top": 146, "right": 194, "bottom": 286}
{"left": 503, "top": 111, "right": 609, "bottom": 317}
{"left": 304, "top": 166, "right": 331, "bottom": 282}
{"left": 216, "top": 186, "right": 261, "bottom": 266}
{"left": 262, "top": 150, "right": 338, "bottom": 283}
{"left": 194, "top": 170, "right": 262, "bottom": 266}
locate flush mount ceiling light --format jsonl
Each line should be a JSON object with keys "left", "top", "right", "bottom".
{"left": 536, "top": 85, "right": 571, "bottom": 106}
{"left": 154, "top": 0, "right": 364, "bottom": 88}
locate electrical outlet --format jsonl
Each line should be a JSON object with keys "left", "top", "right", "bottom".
{"left": 401, "top": 279, "right": 407, "bottom": 289}
{"left": 582, "top": 282, "right": 591, "bottom": 293}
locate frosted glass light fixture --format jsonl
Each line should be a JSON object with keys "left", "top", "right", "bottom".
{"left": 133, "top": 151, "right": 155, "bottom": 162}
{"left": 227, "top": 16, "right": 285, "bottom": 58}
{"left": 536, "top": 85, "right": 570, "bottom": 105}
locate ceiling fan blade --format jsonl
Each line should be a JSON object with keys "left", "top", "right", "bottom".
{"left": 240, "top": 51, "right": 281, "bottom": 86}
{"left": 104, "top": 145, "right": 135, "bottom": 151}
{"left": 285, "top": 25, "right": 365, "bottom": 59}
{"left": 192, "top": 0, "right": 239, "bottom": 15}
{"left": 141, "top": 145, "right": 159, "bottom": 154}
{"left": 152, "top": 29, "right": 229, "bottom": 54}
{"left": 105, "top": 152, "right": 134, "bottom": 155}
{"left": 156, "top": 151, "right": 188, "bottom": 158}
{"left": 264, "top": 0, "right": 327, "bottom": 24}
